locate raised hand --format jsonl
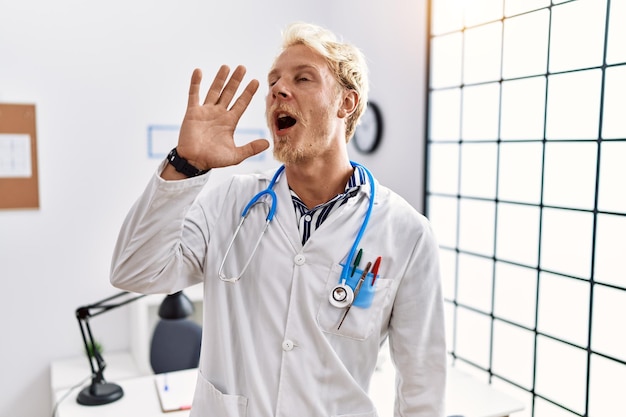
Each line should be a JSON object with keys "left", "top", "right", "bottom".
{"left": 170, "top": 65, "right": 269, "bottom": 176}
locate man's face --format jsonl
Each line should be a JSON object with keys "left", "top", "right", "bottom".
{"left": 266, "top": 44, "right": 345, "bottom": 165}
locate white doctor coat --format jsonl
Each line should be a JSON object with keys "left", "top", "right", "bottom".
{"left": 111, "top": 162, "right": 446, "bottom": 417}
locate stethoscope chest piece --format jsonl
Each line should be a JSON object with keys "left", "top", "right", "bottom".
{"left": 329, "top": 283, "right": 354, "bottom": 308}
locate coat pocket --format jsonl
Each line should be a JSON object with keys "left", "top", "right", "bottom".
{"left": 317, "top": 263, "right": 392, "bottom": 341}
{"left": 190, "top": 370, "right": 248, "bottom": 417}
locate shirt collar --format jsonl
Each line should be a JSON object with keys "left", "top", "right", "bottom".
{"left": 290, "top": 165, "right": 368, "bottom": 209}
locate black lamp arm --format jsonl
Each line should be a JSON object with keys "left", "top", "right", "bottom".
{"left": 75, "top": 313, "right": 106, "bottom": 382}
{"left": 74, "top": 292, "right": 146, "bottom": 393}
{"left": 76, "top": 291, "right": 147, "bottom": 320}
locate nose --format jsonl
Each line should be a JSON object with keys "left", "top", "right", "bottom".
{"left": 270, "top": 80, "right": 289, "bottom": 99}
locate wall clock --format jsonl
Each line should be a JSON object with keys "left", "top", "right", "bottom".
{"left": 353, "top": 101, "right": 383, "bottom": 154}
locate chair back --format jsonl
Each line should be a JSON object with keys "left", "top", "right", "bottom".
{"left": 150, "top": 318, "right": 202, "bottom": 374}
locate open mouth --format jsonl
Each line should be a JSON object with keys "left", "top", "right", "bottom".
{"left": 276, "top": 113, "right": 297, "bottom": 131}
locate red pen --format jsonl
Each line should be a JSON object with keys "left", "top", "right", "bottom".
{"left": 370, "top": 256, "right": 382, "bottom": 285}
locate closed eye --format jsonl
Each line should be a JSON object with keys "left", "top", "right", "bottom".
{"left": 295, "top": 71, "right": 315, "bottom": 83}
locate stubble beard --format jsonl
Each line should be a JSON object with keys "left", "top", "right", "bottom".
{"left": 273, "top": 135, "right": 305, "bottom": 165}
{"left": 271, "top": 107, "right": 335, "bottom": 165}
{"left": 273, "top": 124, "right": 336, "bottom": 165}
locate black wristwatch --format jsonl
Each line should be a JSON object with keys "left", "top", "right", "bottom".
{"left": 166, "top": 148, "right": 210, "bottom": 177}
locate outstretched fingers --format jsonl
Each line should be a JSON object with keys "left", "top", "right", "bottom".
{"left": 204, "top": 65, "right": 231, "bottom": 106}
{"left": 236, "top": 138, "right": 270, "bottom": 163}
{"left": 202, "top": 65, "right": 248, "bottom": 107}
{"left": 187, "top": 68, "right": 203, "bottom": 108}
{"left": 189, "top": 65, "right": 256, "bottom": 112}
{"left": 229, "top": 78, "right": 260, "bottom": 119}
{"left": 215, "top": 65, "right": 248, "bottom": 107}
{"left": 198, "top": 65, "right": 259, "bottom": 123}
{"left": 181, "top": 65, "right": 266, "bottom": 166}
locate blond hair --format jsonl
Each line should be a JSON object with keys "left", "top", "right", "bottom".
{"left": 279, "top": 22, "right": 369, "bottom": 141}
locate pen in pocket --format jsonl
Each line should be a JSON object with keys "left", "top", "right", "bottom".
{"left": 338, "top": 261, "right": 372, "bottom": 330}
{"left": 350, "top": 248, "right": 363, "bottom": 277}
{"left": 370, "top": 257, "right": 382, "bottom": 286}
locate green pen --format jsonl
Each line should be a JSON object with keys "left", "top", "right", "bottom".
{"left": 350, "top": 248, "right": 363, "bottom": 277}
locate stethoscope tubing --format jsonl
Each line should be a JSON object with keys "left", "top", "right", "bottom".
{"left": 339, "top": 162, "right": 375, "bottom": 285}
{"left": 218, "top": 162, "right": 375, "bottom": 283}
{"left": 240, "top": 165, "right": 284, "bottom": 220}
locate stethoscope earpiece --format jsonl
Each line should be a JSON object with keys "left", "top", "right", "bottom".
{"left": 329, "top": 283, "right": 354, "bottom": 308}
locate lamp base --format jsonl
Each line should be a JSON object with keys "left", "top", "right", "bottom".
{"left": 77, "top": 381, "right": 124, "bottom": 406}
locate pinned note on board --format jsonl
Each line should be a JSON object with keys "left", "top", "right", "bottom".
{"left": 0, "top": 104, "right": 39, "bottom": 209}
{"left": 154, "top": 369, "right": 197, "bottom": 412}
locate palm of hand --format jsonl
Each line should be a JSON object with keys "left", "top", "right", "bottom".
{"left": 177, "top": 65, "right": 269, "bottom": 170}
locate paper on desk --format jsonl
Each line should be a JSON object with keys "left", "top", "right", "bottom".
{"left": 154, "top": 369, "right": 197, "bottom": 412}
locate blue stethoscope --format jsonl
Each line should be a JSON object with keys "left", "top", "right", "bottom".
{"left": 218, "top": 161, "right": 376, "bottom": 305}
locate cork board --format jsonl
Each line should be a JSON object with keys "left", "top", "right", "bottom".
{"left": 0, "top": 104, "right": 39, "bottom": 209}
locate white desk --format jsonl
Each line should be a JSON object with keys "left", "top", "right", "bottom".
{"left": 51, "top": 352, "right": 142, "bottom": 392}
{"left": 53, "top": 370, "right": 192, "bottom": 417}
{"left": 52, "top": 353, "right": 523, "bottom": 417}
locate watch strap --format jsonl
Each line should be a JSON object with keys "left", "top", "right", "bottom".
{"left": 167, "top": 148, "right": 210, "bottom": 177}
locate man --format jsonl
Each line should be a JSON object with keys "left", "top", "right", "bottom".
{"left": 111, "top": 22, "right": 446, "bottom": 416}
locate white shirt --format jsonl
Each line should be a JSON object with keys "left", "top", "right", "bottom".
{"left": 110, "top": 162, "right": 446, "bottom": 417}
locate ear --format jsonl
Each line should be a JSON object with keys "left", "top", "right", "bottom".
{"left": 337, "top": 90, "right": 359, "bottom": 119}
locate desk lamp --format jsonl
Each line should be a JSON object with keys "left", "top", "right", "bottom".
{"left": 75, "top": 291, "right": 146, "bottom": 405}
{"left": 74, "top": 290, "right": 195, "bottom": 406}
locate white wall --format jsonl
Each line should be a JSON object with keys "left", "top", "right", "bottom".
{"left": 326, "top": 0, "right": 429, "bottom": 211}
{"left": 0, "top": 1, "right": 427, "bottom": 416}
